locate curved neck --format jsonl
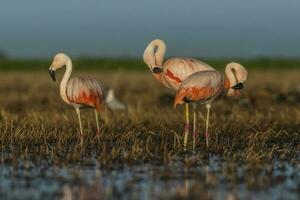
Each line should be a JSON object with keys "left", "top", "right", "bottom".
{"left": 60, "top": 58, "right": 72, "bottom": 104}
{"left": 154, "top": 40, "right": 166, "bottom": 67}
{"left": 225, "top": 65, "right": 237, "bottom": 87}
{"left": 143, "top": 39, "right": 166, "bottom": 69}
{"left": 225, "top": 65, "right": 237, "bottom": 96}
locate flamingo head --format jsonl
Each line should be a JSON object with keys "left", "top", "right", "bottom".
{"left": 49, "top": 53, "right": 69, "bottom": 82}
{"left": 226, "top": 62, "right": 248, "bottom": 96}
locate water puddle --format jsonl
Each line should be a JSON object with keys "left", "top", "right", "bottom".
{"left": 0, "top": 154, "right": 299, "bottom": 200}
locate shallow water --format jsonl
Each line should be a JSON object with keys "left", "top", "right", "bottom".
{"left": 0, "top": 154, "right": 299, "bottom": 200}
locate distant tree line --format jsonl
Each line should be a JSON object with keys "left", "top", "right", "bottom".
{"left": 0, "top": 50, "right": 7, "bottom": 59}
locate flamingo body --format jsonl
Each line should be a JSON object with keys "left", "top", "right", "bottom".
{"left": 162, "top": 57, "right": 215, "bottom": 89}
{"left": 143, "top": 39, "right": 215, "bottom": 90}
{"left": 67, "top": 76, "right": 105, "bottom": 111}
{"left": 174, "top": 71, "right": 226, "bottom": 106}
{"left": 49, "top": 53, "right": 106, "bottom": 146}
{"left": 174, "top": 65, "right": 247, "bottom": 149}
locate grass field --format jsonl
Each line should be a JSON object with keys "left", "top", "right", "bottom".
{"left": 0, "top": 60, "right": 299, "bottom": 199}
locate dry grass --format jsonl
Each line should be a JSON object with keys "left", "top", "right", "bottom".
{"left": 0, "top": 70, "right": 299, "bottom": 166}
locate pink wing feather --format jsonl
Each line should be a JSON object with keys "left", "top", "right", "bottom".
{"left": 66, "top": 76, "right": 105, "bottom": 111}
{"left": 162, "top": 57, "right": 215, "bottom": 90}
{"left": 174, "top": 70, "right": 224, "bottom": 107}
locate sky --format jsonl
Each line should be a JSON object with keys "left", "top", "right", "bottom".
{"left": 0, "top": 0, "right": 300, "bottom": 58}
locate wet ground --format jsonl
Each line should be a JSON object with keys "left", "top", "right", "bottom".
{"left": 0, "top": 153, "right": 299, "bottom": 200}
{"left": 0, "top": 71, "right": 299, "bottom": 199}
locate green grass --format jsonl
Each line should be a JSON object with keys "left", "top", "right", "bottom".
{"left": 1, "top": 57, "right": 300, "bottom": 71}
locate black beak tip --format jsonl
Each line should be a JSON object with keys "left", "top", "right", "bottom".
{"left": 152, "top": 67, "right": 163, "bottom": 74}
{"left": 231, "top": 82, "right": 244, "bottom": 89}
{"left": 48, "top": 69, "right": 56, "bottom": 82}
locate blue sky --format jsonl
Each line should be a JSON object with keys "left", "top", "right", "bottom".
{"left": 0, "top": 0, "right": 299, "bottom": 58}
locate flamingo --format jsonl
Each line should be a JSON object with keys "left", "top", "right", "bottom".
{"left": 143, "top": 39, "right": 214, "bottom": 150}
{"left": 174, "top": 62, "right": 248, "bottom": 150}
{"left": 49, "top": 53, "right": 105, "bottom": 146}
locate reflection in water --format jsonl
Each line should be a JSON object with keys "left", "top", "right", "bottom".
{"left": 185, "top": 178, "right": 189, "bottom": 197}
{"left": 0, "top": 153, "right": 299, "bottom": 200}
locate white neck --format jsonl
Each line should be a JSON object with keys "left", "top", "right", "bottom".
{"left": 60, "top": 57, "right": 72, "bottom": 104}
{"left": 143, "top": 39, "right": 166, "bottom": 69}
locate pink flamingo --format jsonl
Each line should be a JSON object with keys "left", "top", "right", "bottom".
{"left": 174, "top": 63, "right": 248, "bottom": 150}
{"left": 143, "top": 39, "right": 215, "bottom": 150}
{"left": 49, "top": 53, "right": 105, "bottom": 146}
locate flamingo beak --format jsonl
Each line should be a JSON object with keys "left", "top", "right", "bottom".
{"left": 49, "top": 69, "right": 56, "bottom": 82}
{"left": 231, "top": 82, "right": 244, "bottom": 89}
{"left": 152, "top": 67, "right": 163, "bottom": 74}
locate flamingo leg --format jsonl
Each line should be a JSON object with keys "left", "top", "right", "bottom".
{"left": 192, "top": 103, "right": 197, "bottom": 153}
{"left": 184, "top": 103, "right": 190, "bottom": 151}
{"left": 75, "top": 108, "right": 84, "bottom": 147}
{"left": 205, "top": 103, "right": 211, "bottom": 148}
{"left": 94, "top": 109, "right": 100, "bottom": 138}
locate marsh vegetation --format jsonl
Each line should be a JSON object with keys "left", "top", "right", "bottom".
{"left": 0, "top": 63, "right": 299, "bottom": 199}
